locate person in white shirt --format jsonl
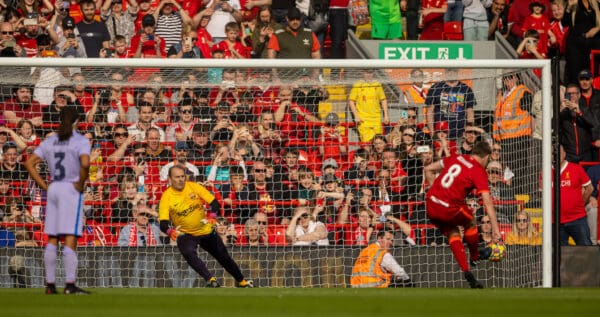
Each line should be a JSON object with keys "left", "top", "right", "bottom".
{"left": 286, "top": 206, "right": 329, "bottom": 246}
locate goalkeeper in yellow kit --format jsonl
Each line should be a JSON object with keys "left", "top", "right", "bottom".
{"left": 159, "top": 165, "right": 253, "bottom": 288}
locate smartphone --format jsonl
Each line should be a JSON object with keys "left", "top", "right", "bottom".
{"left": 148, "top": 34, "right": 155, "bottom": 41}
{"left": 564, "top": 92, "right": 572, "bottom": 100}
{"left": 67, "top": 33, "right": 76, "bottom": 39}
{"left": 3, "top": 40, "right": 15, "bottom": 47}
{"left": 24, "top": 18, "right": 37, "bottom": 26}
{"left": 184, "top": 37, "right": 192, "bottom": 46}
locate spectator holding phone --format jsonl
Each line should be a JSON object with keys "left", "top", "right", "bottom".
{"left": 0, "top": 22, "right": 25, "bottom": 57}
{"left": 52, "top": 17, "right": 87, "bottom": 58}
{"left": 129, "top": 14, "right": 166, "bottom": 58}
{"left": 101, "top": 0, "right": 138, "bottom": 46}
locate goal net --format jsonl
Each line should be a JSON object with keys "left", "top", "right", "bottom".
{"left": 0, "top": 58, "right": 551, "bottom": 288}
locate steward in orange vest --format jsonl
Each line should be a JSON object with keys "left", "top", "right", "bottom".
{"left": 350, "top": 231, "right": 414, "bottom": 288}
{"left": 493, "top": 83, "right": 533, "bottom": 141}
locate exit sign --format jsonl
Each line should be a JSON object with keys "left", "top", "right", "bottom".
{"left": 379, "top": 43, "right": 473, "bottom": 60}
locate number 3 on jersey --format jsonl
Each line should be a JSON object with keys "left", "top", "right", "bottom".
{"left": 441, "top": 164, "right": 462, "bottom": 188}
{"left": 54, "top": 152, "right": 66, "bottom": 181}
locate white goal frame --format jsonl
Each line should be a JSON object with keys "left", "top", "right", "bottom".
{"left": 0, "top": 57, "right": 553, "bottom": 288}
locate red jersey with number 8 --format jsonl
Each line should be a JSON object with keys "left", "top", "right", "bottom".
{"left": 426, "top": 155, "right": 490, "bottom": 208}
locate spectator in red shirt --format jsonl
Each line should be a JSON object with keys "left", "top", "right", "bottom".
{"left": 556, "top": 144, "right": 594, "bottom": 245}
{"left": 548, "top": 0, "right": 568, "bottom": 58}
{"left": 318, "top": 112, "right": 348, "bottom": 163}
{"left": 2, "top": 84, "right": 43, "bottom": 127}
{"left": 213, "top": 21, "right": 249, "bottom": 58}
{"left": 130, "top": 14, "right": 166, "bottom": 58}
{"left": 274, "top": 86, "right": 320, "bottom": 144}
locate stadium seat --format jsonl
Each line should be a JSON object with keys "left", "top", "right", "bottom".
{"left": 442, "top": 22, "right": 463, "bottom": 40}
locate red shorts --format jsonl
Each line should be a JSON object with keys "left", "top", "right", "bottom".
{"left": 426, "top": 197, "right": 474, "bottom": 236}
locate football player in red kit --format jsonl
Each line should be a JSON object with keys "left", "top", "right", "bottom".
{"left": 424, "top": 141, "right": 501, "bottom": 288}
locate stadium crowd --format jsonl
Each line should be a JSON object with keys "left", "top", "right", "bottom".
{"left": 0, "top": 0, "right": 598, "bottom": 257}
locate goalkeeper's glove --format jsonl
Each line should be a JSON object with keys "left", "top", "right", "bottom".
{"left": 167, "top": 226, "right": 182, "bottom": 241}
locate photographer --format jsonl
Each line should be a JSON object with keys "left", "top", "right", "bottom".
{"left": 0, "top": 22, "right": 25, "bottom": 57}
{"left": 51, "top": 16, "right": 87, "bottom": 58}
{"left": 559, "top": 84, "right": 600, "bottom": 162}
{"left": 86, "top": 87, "right": 126, "bottom": 127}
{"left": 42, "top": 85, "right": 84, "bottom": 135}
{"left": 211, "top": 101, "right": 236, "bottom": 142}
{"left": 516, "top": 29, "right": 546, "bottom": 60}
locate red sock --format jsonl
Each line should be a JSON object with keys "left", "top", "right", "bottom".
{"left": 464, "top": 227, "right": 480, "bottom": 262}
{"left": 449, "top": 236, "right": 469, "bottom": 272}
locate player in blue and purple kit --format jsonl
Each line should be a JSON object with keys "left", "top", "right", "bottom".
{"left": 25, "top": 107, "right": 91, "bottom": 295}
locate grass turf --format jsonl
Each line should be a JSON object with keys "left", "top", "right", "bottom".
{"left": 1, "top": 288, "right": 598, "bottom": 317}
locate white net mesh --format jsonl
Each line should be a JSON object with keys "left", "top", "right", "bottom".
{"left": 0, "top": 58, "right": 548, "bottom": 288}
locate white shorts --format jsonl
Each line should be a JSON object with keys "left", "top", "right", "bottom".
{"left": 45, "top": 182, "right": 84, "bottom": 237}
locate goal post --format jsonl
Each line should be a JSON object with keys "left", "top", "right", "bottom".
{"left": 0, "top": 57, "right": 552, "bottom": 288}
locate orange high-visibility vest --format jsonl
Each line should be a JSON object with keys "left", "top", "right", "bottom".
{"left": 493, "top": 84, "right": 532, "bottom": 141}
{"left": 350, "top": 243, "right": 391, "bottom": 288}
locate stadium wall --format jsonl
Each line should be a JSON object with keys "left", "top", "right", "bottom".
{"left": 560, "top": 247, "right": 600, "bottom": 287}
{"left": 0, "top": 246, "right": 544, "bottom": 288}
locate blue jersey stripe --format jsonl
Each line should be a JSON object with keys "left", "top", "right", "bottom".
{"left": 74, "top": 192, "right": 83, "bottom": 236}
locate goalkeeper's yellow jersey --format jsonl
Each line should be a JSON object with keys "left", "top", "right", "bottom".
{"left": 159, "top": 181, "right": 215, "bottom": 236}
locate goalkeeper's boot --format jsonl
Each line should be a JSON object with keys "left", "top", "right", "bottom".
{"left": 45, "top": 283, "right": 58, "bottom": 295}
{"left": 464, "top": 271, "right": 484, "bottom": 289}
{"left": 206, "top": 277, "right": 221, "bottom": 288}
{"left": 63, "top": 284, "right": 91, "bottom": 295}
{"left": 236, "top": 279, "right": 254, "bottom": 288}
{"left": 470, "top": 246, "right": 492, "bottom": 266}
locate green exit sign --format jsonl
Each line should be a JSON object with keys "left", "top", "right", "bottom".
{"left": 379, "top": 43, "right": 473, "bottom": 60}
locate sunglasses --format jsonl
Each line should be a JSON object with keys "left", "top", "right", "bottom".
{"left": 1, "top": 31, "right": 14, "bottom": 35}
{"left": 257, "top": 221, "right": 267, "bottom": 225}
{"left": 481, "top": 220, "right": 490, "bottom": 224}
{"left": 253, "top": 169, "right": 266, "bottom": 173}
{"left": 404, "top": 133, "right": 415, "bottom": 137}
{"left": 517, "top": 218, "right": 528, "bottom": 223}
{"left": 180, "top": 109, "right": 192, "bottom": 114}
{"left": 134, "top": 152, "right": 146, "bottom": 156}
{"left": 488, "top": 169, "right": 502, "bottom": 175}
{"left": 408, "top": 115, "right": 417, "bottom": 119}
{"left": 114, "top": 132, "right": 128, "bottom": 137}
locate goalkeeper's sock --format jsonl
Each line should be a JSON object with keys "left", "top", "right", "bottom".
{"left": 464, "top": 227, "right": 480, "bottom": 262}
{"left": 449, "top": 236, "right": 469, "bottom": 272}
{"left": 62, "top": 246, "right": 78, "bottom": 284}
{"left": 44, "top": 244, "right": 57, "bottom": 285}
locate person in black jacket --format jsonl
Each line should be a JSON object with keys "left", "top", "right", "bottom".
{"left": 559, "top": 84, "right": 600, "bottom": 162}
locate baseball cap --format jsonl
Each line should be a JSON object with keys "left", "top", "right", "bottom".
{"left": 142, "top": 14, "right": 155, "bottom": 27}
{"left": 325, "top": 112, "right": 339, "bottom": 126}
{"left": 174, "top": 141, "right": 190, "bottom": 150}
{"left": 322, "top": 158, "right": 338, "bottom": 171}
{"left": 579, "top": 69, "right": 593, "bottom": 79}
{"left": 62, "top": 17, "right": 75, "bottom": 29}
{"left": 286, "top": 7, "right": 303, "bottom": 20}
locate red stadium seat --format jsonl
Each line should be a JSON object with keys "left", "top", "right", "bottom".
{"left": 443, "top": 22, "right": 463, "bottom": 40}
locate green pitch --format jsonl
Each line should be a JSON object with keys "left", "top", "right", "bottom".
{"left": 1, "top": 288, "right": 598, "bottom": 317}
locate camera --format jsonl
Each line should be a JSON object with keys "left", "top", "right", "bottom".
{"left": 3, "top": 40, "right": 15, "bottom": 48}
{"left": 104, "top": 48, "right": 115, "bottom": 57}
{"left": 564, "top": 92, "right": 572, "bottom": 100}
{"left": 24, "top": 13, "right": 38, "bottom": 26}
{"left": 147, "top": 34, "right": 154, "bottom": 41}
{"left": 67, "top": 33, "right": 76, "bottom": 39}
{"left": 98, "top": 89, "right": 111, "bottom": 104}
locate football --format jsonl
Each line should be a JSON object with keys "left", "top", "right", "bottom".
{"left": 489, "top": 241, "right": 506, "bottom": 262}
